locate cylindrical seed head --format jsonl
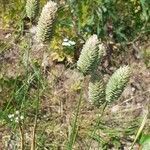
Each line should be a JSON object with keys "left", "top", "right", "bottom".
{"left": 36, "top": 1, "right": 58, "bottom": 43}
{"left": 106, "top": 66, "right": 131, "bottom": 103}
{"left": 26, "top": 0, "right": 39, "bottom": 21}
{"left": 88, "top": 73, "right": 105, "bottom": 107}
{"left": 77, "top": 35, "right": 105, "bottom": 75}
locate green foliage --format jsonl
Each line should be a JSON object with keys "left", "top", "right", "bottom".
{"left": 67, "top": 92, "right": 82, "bottom": 150}
{"left": 0, "top": 0, "right": 26, "bottom": 29}
{"left": 106, "top": 66, "right": 131, "bottom": 103}
{"left": 1, "top": 0, "right": 149, "bottom": 60}
{"left": 67, "top": 0, "right": 149, "bottom": 42}
{"left": 77, "top": 35, "right": 104, "bottom": 75}
{"left": 88, "top": 73, "right": 105, "bottom": 107}
{"left": 26, "top": 0, "right": 39, "bottom": 21}
{"left": 140, "top": 134, "right": 150, "bottom": 150}
{"left": 36, "top": 1, "right": 58, "bottom": 43}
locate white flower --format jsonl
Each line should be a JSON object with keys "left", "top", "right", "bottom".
{"left": 63, "top": 38, "right": 68, "bottom": 42}
{"left": 62, "top": 42, "right": 71, "bottom": 46}
{"left": 69, "top": 40, "right": 76, "bottom": 46}
{"left": 15, "top": 110, "right": 19, "bottom": 115}
{"left": 8, "top": 114, "right": 11, "bottom": 118}
{"left": 62, "top": 39, "right": 76, "bottom": 47}
{"left": 15, "top": 117, "right": 19, "bottom": 123}
{"left": 20, "top": 115, "right": 24, "bottom": 120}
{"left": 8, "top": 114, "right": 14, "bottom": 118}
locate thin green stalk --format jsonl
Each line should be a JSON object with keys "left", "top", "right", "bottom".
{"left": 19, "top": 121, "right": 24, "bottom": 150}
{"left": 88, "top": 101, "right": 108, "bottom": 150}
{"left": 31, "top": 66, "right": 41, "bottom": 150}
{"left": 129, "top": 107, "right": 149, "bottom": 150}
{"left": 67, "top": 90, "right": 82, "bottom": 150}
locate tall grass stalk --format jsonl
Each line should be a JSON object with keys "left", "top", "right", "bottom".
{"left": 67, "top": 90, "right": 82, "bottom": 150}
{"left": 31, "top": 67, "right": 41, "bottom": 150}
{"left": 129, "top": 107, "right": 149, "bottom": 150}
{"left": 88, "top": 101, "right": 108, "bottom": 149}
{"left": 19, "top": 122, "right": 24, "bottom": 150}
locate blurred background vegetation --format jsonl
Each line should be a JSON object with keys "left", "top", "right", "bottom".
{"left": 1, "top": 0, "right": 149, "bottom": 38}
{"left": 0, "top": 0, "right": 150, "bottom": 149}
{"left": 0, "top": 0, "right": 149, "bottom": 62}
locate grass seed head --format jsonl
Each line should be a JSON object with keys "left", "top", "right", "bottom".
{"left": 77, "top": 35, "right": 105, "bottom": 75}
{"left": 106, "top": 66, "right": 131, "bottom": 103}
{"left": 36, "top": 1, "right": 58, "bottom": 43}
{"left": 88, "top": 73, "right": 105, "bottom": 107}
{"left": 26, "top": 0, "right": 39, "bottom": 21}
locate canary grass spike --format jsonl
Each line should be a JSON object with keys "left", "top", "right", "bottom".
{"left": 36, "top": 1, "right": 58, "bottom": 43}
{"left": 106, "top": 66, "right": 131, "bottom": 103}
{"left": 77, "top": 35, "right": 104, "bottom": 75}
{"left": 26, "top": 0, "right": 39, "bottom": 21}
{"left": 88, "top": 73, "right": 105, "bottom": 107}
